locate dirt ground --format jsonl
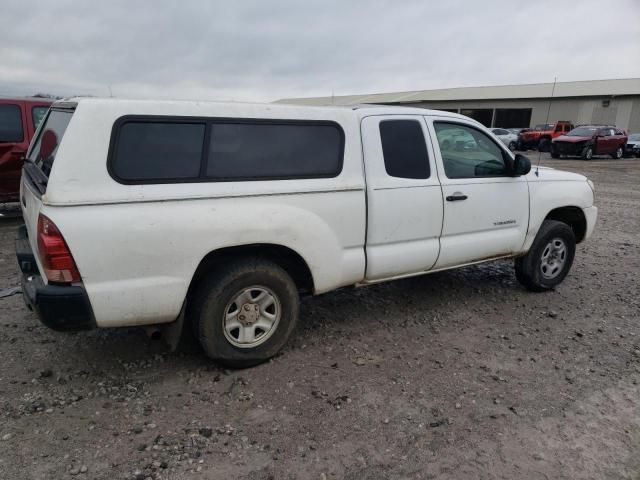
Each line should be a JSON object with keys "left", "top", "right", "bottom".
{"left": 1, "top": 154, "right": 639, "bottom": 480}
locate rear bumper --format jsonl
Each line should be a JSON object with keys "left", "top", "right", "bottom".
{"left": 15, "top": 225, "right": 95, "bottom": 331}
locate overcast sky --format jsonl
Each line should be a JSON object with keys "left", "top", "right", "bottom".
{"left": 1, "top": 0, "right": 639, "bottom": 102}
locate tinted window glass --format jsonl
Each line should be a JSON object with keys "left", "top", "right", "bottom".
{"left": 379, "top": 120, "right": 429, "bottom": 179}
{"left": 112, "top": 122, "right": 205, "bottom": 181}
{"left": 206, "top": 122, "right": 342, "bottom": 179}
{"left": 27, "top": 109, "right": 73, "bottom": 177}
{"left": 32, "top": 106, "right": 49, "bottom": 130}
{"left": 434, "top": 122, "right": 508, "bottom": 179}
{"left": 0, "top": 104, "right": 23, "bottom": 142}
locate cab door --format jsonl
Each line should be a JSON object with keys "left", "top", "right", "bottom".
{"left": 361, "top": 115, "right": 443, "bottom": 281}
{"left": 426, "top": 116, "right": 529, "bottom": 269}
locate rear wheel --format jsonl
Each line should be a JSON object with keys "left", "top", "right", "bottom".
{"left": 611, "top": 146, "right": 623, "bottom": 159}
{"left": 515, "top": 220, "right": 576, "bottom": 292}
{"left": 508, "top": 141, "right": 516, "bottom": 152}
{"left": 190, "top": 257, "right": 300, "bottom": 367}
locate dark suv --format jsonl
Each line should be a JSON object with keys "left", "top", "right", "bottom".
{"left": 551, "top": 125, "right": 628, "bottom": 160}
{"left": 0, "top": 97, "right": 52, "bottom": 202}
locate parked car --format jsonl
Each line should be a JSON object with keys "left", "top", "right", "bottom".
{"left": 16, "top": 98, "right": 597, "bottom": 366}
{"left": 625, "top": 133, "right": 640, "bottom": 157}
{"left": 507, "top": 128, "right": 528, "bottom": 136}
{"left": 517, "top": 121, "right": 574, "bottom": 152}
{"left": 490, "top": 128, "right": 518, "bottom": 151}
{"left": 0, "top": 97, "right": 52, "bottom": 202}
{"left": 551, "top": 126, "right": 628, "bottom": 160}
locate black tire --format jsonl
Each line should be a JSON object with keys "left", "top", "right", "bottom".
{"left": 514, "top": 220, "right": 576, "bottom": 292}
{"left": 538, "top": 138, "right": 551, "bottom": 152}
{"left": 508, "top": 141, "right": 516, "bottom": 152}
{"left": 611, "top": 145, "right": 623, "bottom": 159}
{"left": 190, "top": 257, "right": 300, "bottom": 367}
{"left": 582, "top": 146, "right": 593, "bottom": 160}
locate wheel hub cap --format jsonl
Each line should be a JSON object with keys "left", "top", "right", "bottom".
{"left": 540, "top": 238, "right": 567, "bottom": 280}
{"left": 223, "top": 286, "right": 281, "bottom": 348}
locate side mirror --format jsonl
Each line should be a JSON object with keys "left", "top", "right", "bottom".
{"left": 512, "top": 153, "right": 531, "bottom": 176}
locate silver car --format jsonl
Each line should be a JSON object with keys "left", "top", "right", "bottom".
{"left": 491, "top": 128, "right": 518, "bottom": 151}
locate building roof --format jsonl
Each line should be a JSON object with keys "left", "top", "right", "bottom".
{"left": 278, "top": 78, "right": 640, "bottom": 106}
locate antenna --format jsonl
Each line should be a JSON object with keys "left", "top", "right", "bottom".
{"left": 108, "top": 85, "right": 113, "bottom": 98}
{"left": 536, "top": 76, "right": 557, "bottom": 176}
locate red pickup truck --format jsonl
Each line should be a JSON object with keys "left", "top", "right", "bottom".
{"left": 517, "top": 121, "right": 574, "bottom": 152}
{"left": 1, "top": 97, "right": 52, "bottom": 202}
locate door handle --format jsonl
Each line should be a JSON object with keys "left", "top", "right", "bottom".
{"left": 446, "top": 194, "right": 468, "bottom": 202}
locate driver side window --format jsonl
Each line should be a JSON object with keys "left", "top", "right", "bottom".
{"left": 434, "top": 122, "right": 508, "bottom": 179}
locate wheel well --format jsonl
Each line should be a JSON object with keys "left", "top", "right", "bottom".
{"left": 188, "top": 244, "right": 315, "bottom": 297}
{"left": 545, "top": 207, "right": 587, "bottom": 243}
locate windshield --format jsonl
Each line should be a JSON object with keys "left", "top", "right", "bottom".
{"left": 567, "top": 127, "right": 597, "bottom": 137}
{"left": 534, "top": 124, "right": 553, "bottom": 131}
{"left": 629, "top": 133, "right": 640, "bottom": 141}
{"left": 26, "top": 109, "right": 73, "bottom": 177}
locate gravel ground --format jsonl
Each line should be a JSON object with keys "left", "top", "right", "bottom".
{"left": 1, "top": 154, "right": 639, "bottom": 480}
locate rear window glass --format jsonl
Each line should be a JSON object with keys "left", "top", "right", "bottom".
{"left": 111, "top": 122, "right": 205, "bottom": 181}
{"left": 206, "top": 122, "right": 343, "bottom": 180}
{"left": 0, "top": 104, "right": 23, "bottom": 142}
{"left": 27, "top": 109, "right": 73, "bottom": 177}
{"left": 379, "top": 120, "right": 430, "bottom": 179}
{"left": 32, "top": 106, "right": 49, "bottom": 130}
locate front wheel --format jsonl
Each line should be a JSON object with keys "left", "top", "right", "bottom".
{"left": 515, "top": 220, "right": 576, "bottom": 292}
{"left": 582, "top": 146, "right": 593, "bottom": 160}
{"left": 190, "top": 258, "right": 300, "bottom": 367}
{"left": 538, "top": 138, "right": 551, "bottom": 152}
{"left": 508, "top": 141, "right": 516, "bottom": 152}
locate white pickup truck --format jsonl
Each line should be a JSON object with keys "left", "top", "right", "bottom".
{"left": 16, "top": 98, "right": 597, "bottom": 366}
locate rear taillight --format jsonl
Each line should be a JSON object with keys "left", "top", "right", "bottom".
{"left": 37, "top": 214, "right": 81, "bottom": 284}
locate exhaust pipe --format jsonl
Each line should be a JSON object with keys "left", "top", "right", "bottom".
{"left": 143, "top": 327, "right": 163, "bottom": 341}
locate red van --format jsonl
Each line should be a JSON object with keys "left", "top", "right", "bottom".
{"left": 0, "top": 97, "right": 52, "bottom": 202}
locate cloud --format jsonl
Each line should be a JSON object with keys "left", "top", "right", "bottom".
{"left": 1, "top": 0, "right": 639, "bottom": 101}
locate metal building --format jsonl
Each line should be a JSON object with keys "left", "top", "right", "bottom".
{"left": 279, "top": 78, "right": 640, "bottom": 132}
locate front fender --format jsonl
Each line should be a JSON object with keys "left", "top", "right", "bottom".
{"left": 523, "top": 178, "right": 594, "bottom": 251}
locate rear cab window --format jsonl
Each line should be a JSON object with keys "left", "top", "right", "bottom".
{"left": 379, "top": 120, "right": 430, "bottom": 179}
{"left": 23, "top": 108, "right": 74, "bottom": 194}
{"left": 0, "top": 104, "right": 24, "bottom": 143}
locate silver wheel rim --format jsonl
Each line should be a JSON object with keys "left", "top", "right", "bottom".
{"left": 586, "top": 148, "right": 592, "bottom": 159}
{"left": 616, "top": 147, "right": 622, "bottom": 158}
{"left": 223, "top": 286, "right": 281, "bottom": 348}
{"left": 540, "top": 238, "right": 567, "bottom": 280}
